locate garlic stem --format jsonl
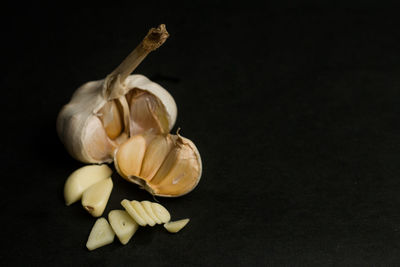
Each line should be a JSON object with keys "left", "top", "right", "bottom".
{"left": 105, "top": 24, "right": 169, "bottom": 99}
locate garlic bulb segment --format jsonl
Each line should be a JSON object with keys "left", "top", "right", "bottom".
{"left": 115, "top": 132, "right": 202, "bottom": 197}
{"left": 108, "top": 210, "right": 139, "bottom": 245}
{"left": 64, "top": 164, "right": 112, "bottom": 206}
{"left": 121, "top": 199, "right": 170, "bottom": 226}
{"left": 81, "top": 178, "right": 113, "bottom": 217}
{"left": 57, "top": 24, "right": 177, "bottom": 164}
{"left": 86, "top": 218, "right": 115, "bottom": 251}
{"left": 164, "top": 219, "right": 190, "bottom": 233}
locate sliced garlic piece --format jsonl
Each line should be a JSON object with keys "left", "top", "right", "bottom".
{"left": 131, "top": 200, "right": 156, "bottom": 226}
{"left": 151, "top": 202, "right": 171, "bottom": 223}
{"left": 121, "top": 199, "right": 147, "bottom": 226}
{"left": 141, "top": 200, "right": 161, "bottom": 224}
{"left": 64, "top": 164, "right": 112, "bottom": 206}
{"left": 164, "top": 219, "right": 190, "bottom": 233}
{"left": 82, "top": 178, "right": 113, "bottom": 217}
{"left": 108, "top": 210, "right": 139, "bottom": 245}
{"left": 115, "top": 132, "right": 202, "bottom": 197}
{"left": 121, "top": 199, "right": 170, "bottom": 226}
{"left": 86, "top": 218, "right": 115, "bottom": 251}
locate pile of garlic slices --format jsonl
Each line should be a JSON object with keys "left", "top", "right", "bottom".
{"left": 87, "top": 205, "right": 190, "bottom": 251}
{"left": 57, "top": 24, "right": 202, "bottom": 197}
{"left": 64, "top": 164, "right": 190, "bottom": 251}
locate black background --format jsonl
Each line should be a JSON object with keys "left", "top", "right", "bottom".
{"left": 3, "top": 2, "right": 400, "bottom": 266}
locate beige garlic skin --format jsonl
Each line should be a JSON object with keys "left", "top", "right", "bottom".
{"left": 57, "top": 74, "right": 177, "bottom": 163}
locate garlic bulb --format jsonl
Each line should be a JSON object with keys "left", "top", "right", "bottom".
{"left": 57, "top": 25, "right": 203, "bottom": 197}
{"left": 57, "top": 24, "right": 176, "bottom": 163}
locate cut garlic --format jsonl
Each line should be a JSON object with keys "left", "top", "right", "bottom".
{"left": 150, "top": 202, "right": 171, "bottom": 223}
{"left": 108, "top": 210, "right": 139, "bottom": 245}
{"left": 57, "top": 24, "right": 177, "bottom": 164}
{"left": 82, "top": 178, "right": 113, "bottom": 217}
{"left": 131, "top": 200, "right": 156, "bottom": 226}
{"left": 141, "top": 200, "right": 162, "bottom": 224}
{"left": 86, "top": 218, "right": 115, "bottom": 251}
{"left": 164, "top": 219, "right": 190, "bottom": 233}
{"left": 121, "top": 199, "right": 170, "bottom": 226}
{"left": 121, "top": 199, "right": 147, "bottom": 226}
{"left": 114, "top": 131, "right": 202, "bottom": 197}
{"left": 64, "top": 164, "right": 112, "bottom": 206}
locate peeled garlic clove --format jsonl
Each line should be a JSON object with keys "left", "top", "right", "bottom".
{"left": 82, "top": 178, "right": 113, "bottom": 217}
{"left": 108, "top": 210, "right": 139, "bottom": 245}
{"left": 86, "top": 217, "right": 115, "bottom": 251}
{"left": 64, "top": 164, "right": 112, "bottom": 206}
{"left": 57, "top": 25, "right": 177, "bottom": 164}
{"left": 164, "top": 219, "right": 190, "bottom": 233}
{"left": 115, "top": 132, "right": 202, "bottom": 197}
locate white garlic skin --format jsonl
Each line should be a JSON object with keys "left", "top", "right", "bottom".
{"left": 57, "top": 74, "right": 177, "bottom": 163}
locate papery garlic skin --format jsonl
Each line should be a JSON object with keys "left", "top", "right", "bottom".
{"left": 57, "top": 74, "right": 177, "bottom": 164}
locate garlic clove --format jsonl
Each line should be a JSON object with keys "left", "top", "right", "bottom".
{"left": 115, "top": 134, "right": 151, "bottom": 178}
{"left": 131, "top": 200, "right": 156, "bottom": 226}
{"left": 151, "top": 202, "right": 171, "bottom": 223}
{"left": 82, "top": 177, "right": 113, "bottom": 217}
{"left": 121, "top": 199, "right": 147, "bottom": 226}
{"left": 114, "top": 132, "right": 202, "bottom": 197}
{"left": 98, "top": 99, "right": 124, "bottom": 140}
{"left": 64, "top": 164, "right": 112, "bottom": 206}
{"left": 141, "top": 200, "right": 162, "bottom": 224}
{"left": 163, "top": 219, "right": 190, "bottom": 233}
{"left": 86, "top": 217, "right": 115, "bottom": 251}
{"left": 140, "top": 134, "right": 175, "bottom": 180}
{"left": 108, "top": 210, "right": 139, "bottom": 245}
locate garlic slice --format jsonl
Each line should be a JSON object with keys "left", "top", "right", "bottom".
{"left": 141, "top": 200, "right": 162, "bottom": 224}
{"left": 86, "top": 218, "right": 115, "bottom": 251}
{"left": 108, "top": 210, "right": 139, "bottom": 245}
{"left": 131, "top": 200, "right": 156, "bottom": 226}
{"left": 121, "top": 199, "right": 170, "bottom": 226}
{"left": 115, "top": 131, "right": 202, "bottom": 197}
{"left": 64, "top": 164, "right": 112, "bottom": 206}
{"left": 164, "top": 219, "right": 190, "bottom": 233}
{"left": 121, "top": 199, "right": 147, "bottom": 226}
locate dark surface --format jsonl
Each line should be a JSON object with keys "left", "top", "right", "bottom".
{"left": 2, "top": 4, "right": 400, "bottom": 266}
